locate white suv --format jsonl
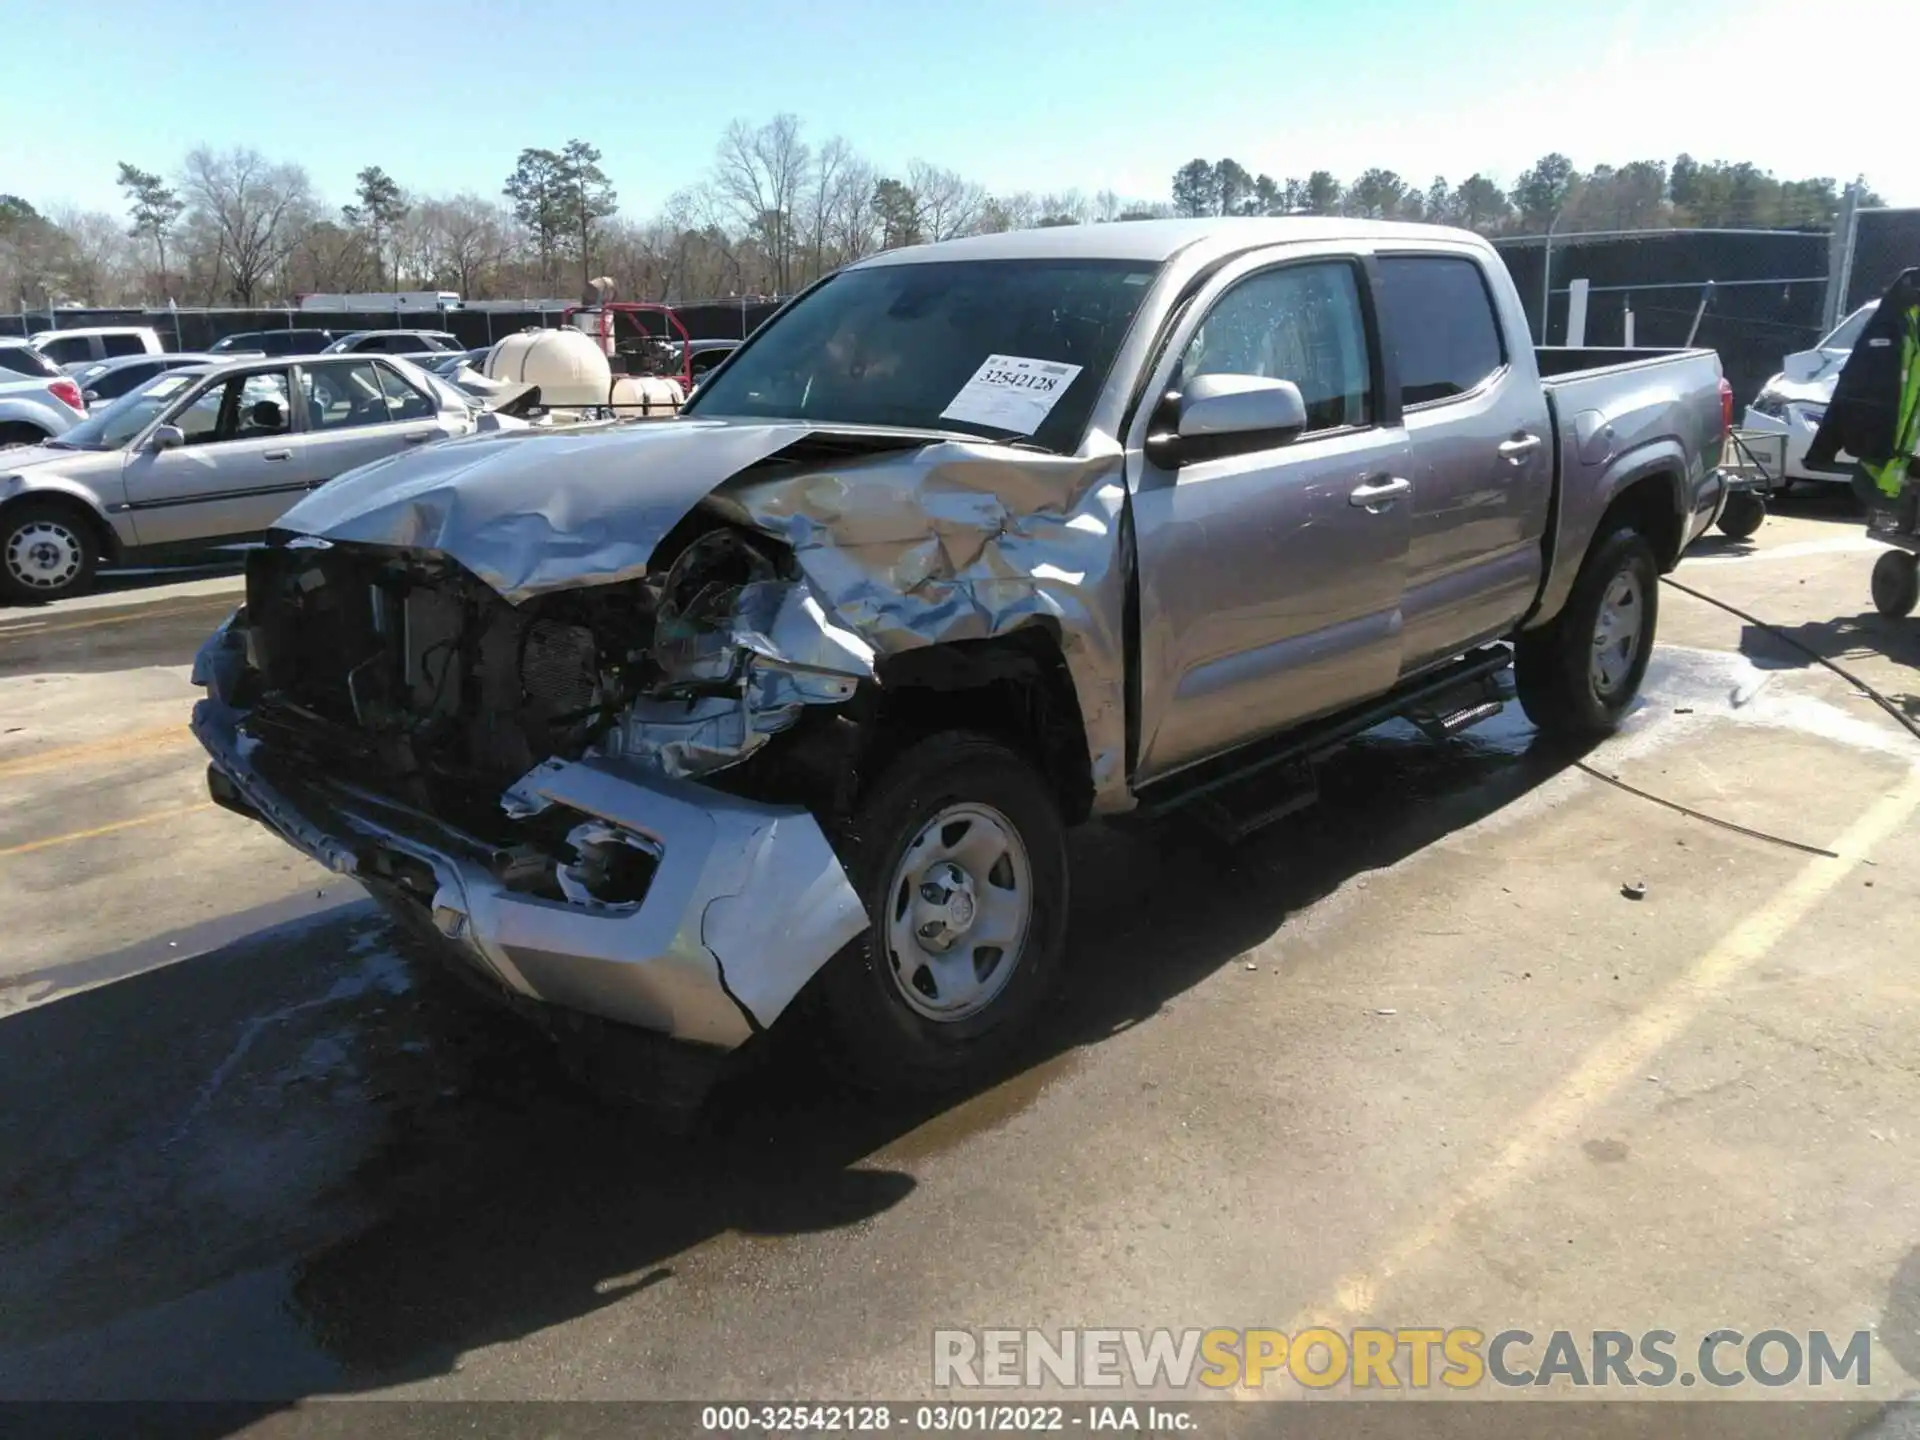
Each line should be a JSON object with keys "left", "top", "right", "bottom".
{"left": 31, "top": 327, "right": 166, "bottom": 373}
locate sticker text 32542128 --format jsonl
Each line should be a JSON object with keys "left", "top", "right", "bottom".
{"left": 941, "top": 354, "right": 1085, "bottom": 436}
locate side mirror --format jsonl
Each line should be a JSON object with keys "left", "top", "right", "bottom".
{"left": 1149, "top": 374, "right": 1309, "bottom": 467}
{"left": 149, "top": 424, "right": 185, "bottom": 452}
{"left": 82, "top": 390, "right": 100, "bottom": 405}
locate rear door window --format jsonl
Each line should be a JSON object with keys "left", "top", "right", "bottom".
{"left": 374, "top": 362, "right": 437, "bottom": 420}
{"left": 0, "top": 345, "right": 61, "bottom": 378}
{"left": 92, "top": 361, "right": 159, "bottom": 399}
{"left": 300, "top": 362, "right": 391, "bottom": 429}
{"left": 39, "top": 335, "right": 94, "bottom": 366}
{"left": 1376, "top": 255, "right": 1507, "bottom": 407}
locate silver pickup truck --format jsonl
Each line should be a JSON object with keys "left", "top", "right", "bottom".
{"left": 191, "top": 219, "right": 1728, "bottom": 1105}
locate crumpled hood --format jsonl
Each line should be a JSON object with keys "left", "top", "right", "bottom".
{"left": 1760, "top": 370, "right": 1838, "bottom": 407}
{"left": 273, "top": 419, "right": 823, "bottom": 603}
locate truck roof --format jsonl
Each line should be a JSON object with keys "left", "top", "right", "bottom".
{"left": 851, "top": 217, "right": 1486, "bottom": 270}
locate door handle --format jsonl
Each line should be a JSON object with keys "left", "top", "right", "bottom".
{"left": 1349, "top": 476, "right": 1412, "bottom": 509}
{"left": 403, "top": 431, "right": 435, "bottom": 444}
{"left": 263, "top": 449, "right": 292, "bottom": 461}
{"left": 1498, "top": 433, "right": 1543, "bottom": 461}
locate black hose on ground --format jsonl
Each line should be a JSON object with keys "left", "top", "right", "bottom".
{"left": 1659, "top": 572, "right": 1920, "bottom": 744}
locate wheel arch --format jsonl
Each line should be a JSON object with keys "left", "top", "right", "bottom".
{"left": 0, "top": 485, "right": 124, "bottom": 567}
{"left": 868, "top": 624, "right": 1096, "bottom": 825}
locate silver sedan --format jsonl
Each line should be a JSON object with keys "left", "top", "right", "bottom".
{"left": 0, "top": 353, "right": 479, "bottom": 602}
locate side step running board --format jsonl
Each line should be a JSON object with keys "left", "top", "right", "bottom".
{"left": 1132, "top": 645, "right": 1514, "bottom": 832}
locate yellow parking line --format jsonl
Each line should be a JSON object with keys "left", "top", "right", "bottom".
{"left": 0, "top": 600, "right": 233, "bottom": 641}
{"left": 1245, "top": 765, "right": 1920, "bottom": 1388}
{"left": 0, "top": 801, "right": 217, "bottom": 858}
{"left": 0, "top": 724, "right": 197, "bottom": 781}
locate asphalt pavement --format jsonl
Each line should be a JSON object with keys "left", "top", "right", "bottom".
{"left": 3, "top": 505, "right": 1920, "bottom": 1438}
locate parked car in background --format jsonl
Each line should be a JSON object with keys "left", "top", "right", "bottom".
{"left": 323, "top": 330, "right": 463, "bottom": 356}
{"left": 0, "top": 372, "right": 87, "bottom": 448}
{"left": 0, "top": 339, "right": 68, "bottom": 381}
{"left": 0, "top": 353, "right": 479, "bottom": 601}
{"left": 31, "top": 326, "right": 165, "bottom": 371}
{"left": 72, "top": 353, "right": 223, "bottom": 406}
{"left": 207, "top": 329, "right": 334, "bottom": 357}
{"left": 190, "top": 218, "right": 1730, "bottom": 1097}
{"left": 1742, "top": 301, "right": 1879, "bottom": 487}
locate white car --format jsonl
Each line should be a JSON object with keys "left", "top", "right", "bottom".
{"left": 0, "top": 353, "right": 479, "bottom": 602}
{"left": 1742, "top": 302, "right": 1877, "bottom": 486}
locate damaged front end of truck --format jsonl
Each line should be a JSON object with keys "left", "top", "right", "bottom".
{"left": 190, "top": 418, "right": 1129, "bottom": 1099}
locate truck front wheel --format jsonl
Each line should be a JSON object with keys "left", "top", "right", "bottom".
{"left": 813, "top": 732, "right": 1069, "bottom": 1094}
{"left": 1514, "top": 526, "right": 1659, "bottom": 738}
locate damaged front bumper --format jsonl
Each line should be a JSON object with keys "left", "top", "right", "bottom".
{"left": 192, "top": 691, "right": 868, "bottom": 1053}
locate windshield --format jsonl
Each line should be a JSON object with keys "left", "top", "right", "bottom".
{"left": 683, "top": 258, "right": 1159, "bottom": 453}
{"left": 1819, "top": 303, "right": 1877, "bottom": 353}
{"left": 52, "top": 370, "right": 200, "bottom": 450}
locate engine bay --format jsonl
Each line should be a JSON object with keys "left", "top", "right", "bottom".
{"left": 236, "top": 518, "right": 875, "bottom": 837}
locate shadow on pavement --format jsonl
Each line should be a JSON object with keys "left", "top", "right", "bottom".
{"left": 0, "top": 706, "right": 1585, "bottom": 1430}
{"left": 1737, "top": 609, "right": 1920, "bottom": 717}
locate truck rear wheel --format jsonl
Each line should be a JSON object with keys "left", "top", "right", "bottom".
{"left": 812, "top": 732, "right": 1069, "bottom": 1094}
{"left": 1514, "top": 526, "right": 1659, "bottom": 738}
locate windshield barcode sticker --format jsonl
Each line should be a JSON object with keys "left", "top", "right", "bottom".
{"left": 941, "top": 354, "right": 1084, "bottom": 436}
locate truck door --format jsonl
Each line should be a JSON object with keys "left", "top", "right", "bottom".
{"left": 1128, "top": 251, "right": 1413, "bottom": 785}
{"left": 1374, "top": 251, "right": 1551, "bottom": 673}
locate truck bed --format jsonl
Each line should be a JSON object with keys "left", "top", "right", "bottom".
{"left": 1535, "top": 346, "right": 1716, "bottom": 383}
{"left": 1528, "top": 344, "right": 1728, "bottom": 630}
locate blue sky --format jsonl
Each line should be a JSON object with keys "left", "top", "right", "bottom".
{"left": 2, "top": 0, "right": 1912, "bottom": 219}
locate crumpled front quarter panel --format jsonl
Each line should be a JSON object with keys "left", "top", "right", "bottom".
{"left": 719, "top": 443, "right": 1133, "bottom": 808}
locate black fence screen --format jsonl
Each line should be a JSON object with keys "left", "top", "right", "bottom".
{"left": 1846, "top": 207, "right": 1920, "bottom": 312}
{"left": 1493, "top": 229, "right": 1830, "bottom": 405}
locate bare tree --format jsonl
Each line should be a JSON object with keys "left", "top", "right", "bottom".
{"left": 978, "top": 191, "right": 1041, "bottom": 233}
{"left": 181, "top": 146, "right": 313, "bottom": 303}
{"left": 285, "top": 220, "right": 374, "bottom": 294}
{"left": 419, "top": 194, "right": 508, "bottom": 297}
{"left": 48, "top": 208, "right": 139, "bottom": 302}
{"left": 711, "top": 114, "right": 811, "bottom": 292}
{"left": 802, "top": 136, "right": 855, "bottom": 283}
{"left": 908, "top": 161, "right": 985, "bottom": 242}
{"left": 828, "top": 158, "right": 879, "bottom": 263}
{"left": 1037, "top": 190, "right": 1091, "bottom": 226}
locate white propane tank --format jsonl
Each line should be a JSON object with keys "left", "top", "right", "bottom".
{"left": 610, "top": 374, "right": 685, "bottom": 417}
{"left": 483, "top": 328, "right": 611, "bottom": 408}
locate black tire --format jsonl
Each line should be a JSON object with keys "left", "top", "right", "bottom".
{"left": 0, "top": 499, "right": 101, "bottom": 604}
{"left": 1514, "top": 526, "right": 1660, "bottom": 738}
{"left": 812, "top": 732, "right": 1069, "bottom": 1094}
{"left": 0, "top": 423, "right": 46, "bottom": 450}
{"left": 1871, "top": 550, "right": 1919, "bottom": 618}
{"left": 1716, "top": 489, "right": 1766, "bottom": 540}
